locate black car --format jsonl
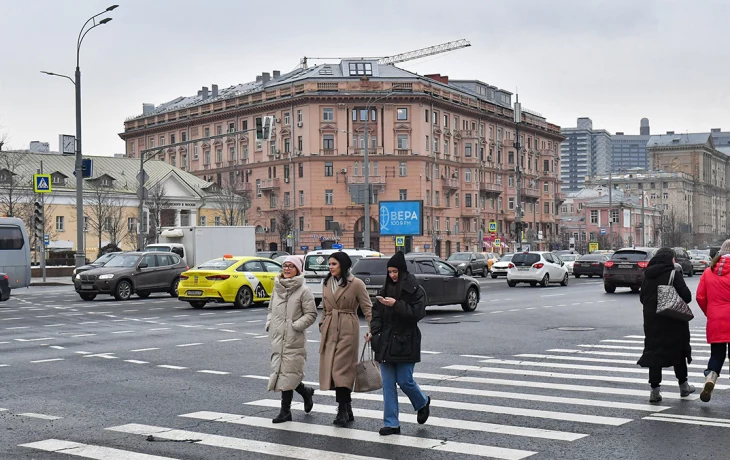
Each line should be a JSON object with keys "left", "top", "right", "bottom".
{"left": 672, "top": 247, "right": 693, "bottom": 277}
{"left": 351, "top": 255, "right": 480, "bottom": 312}
{"left": 603, "top": 247, "right": 658, "bottom": 293}
{"left": 446, "top": 252, "right": 488, "bottom": 278}
{"left": 573, "top": 254, "right": 610, "bottom": 278}
{"left": 0, "top": 273, "right": 10, "bottom": 301}
{"left": 71, "top": 252, "right": 122, "bottom": 281}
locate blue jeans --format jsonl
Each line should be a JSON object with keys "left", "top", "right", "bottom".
{"left": 379, "top": 362, "right": 428, "bottom": 428}
{"left": 706, "top": 343, "right": 730, "bottom": 375}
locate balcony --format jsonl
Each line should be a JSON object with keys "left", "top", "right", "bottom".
{"left": 260, "top": 178, "right": 280, "bottom": 191}
{"left": 239, "top": 183, "right": 253, "bottom": 193}
{"left": 442, "top": 178, "right": 460, "bottom": 191}
{"left": 461, "top": 207, "right": 481, "bottom": 217}
{"left": 480, "top": 182, "right": 503, "bottom": 194}
{"left": 395, "top": 149, "right": 411, "bottom": 156}
{"left": 350, "top": 147, "right": 384, "bottom": 156}
{"left": 556, "top": 192, "right": 567, "bottom": 202}
{"left": 319, "top": 149, "right": 337, "bottom": 156}
{"left": 522, "top": 187, "right": 540, "bottom": 199}
{"left": 345, "top": 175, "right": 386, "bottom": 186}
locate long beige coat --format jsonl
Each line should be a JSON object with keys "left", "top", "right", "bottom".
{"left": 319, "top": 275, "right": 372, "bottom": 390}
{"left": 267, "top": 275, "right": 317, "bottom": 392}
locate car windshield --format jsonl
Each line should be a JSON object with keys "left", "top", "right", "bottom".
{"left": 499, "top": 254, "right": 513, "bottom": 262}
{"left": 448, "top": 253, "right": 472, "bottom": 261}
{"left": 612, "top": 250, "right": 651, "bottom": 261}
{"left": 94, "top": 253, "right": 117, "bottom": 264}
{"left": 104, "top": 254, "right": 141, "bottom": 267}
{"left": 196, "top": 259, "right": 238, "bottom": 270}
{"left": 560, "top": 255, "right": 578, "bottom": 261}
{"left": 351, "top": 259, "right": 389, "bottom": 275}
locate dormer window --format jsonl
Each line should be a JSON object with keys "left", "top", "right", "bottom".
{"left": 102, "top": 178, "right": 111, "bottom": 187}
{"left": 348, "top": 62, "right": 372, "bottom": 76}
{"left": 51, "top": 173, "right": 67, "bottom": 186}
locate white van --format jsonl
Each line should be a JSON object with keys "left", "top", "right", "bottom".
{"left": 304, "top": 248, "right": 383, "bottom": 306}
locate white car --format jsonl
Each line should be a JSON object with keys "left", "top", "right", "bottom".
{"left": 507, "top": 251, "right": 569, "bottom": 287}
{"left": 556, "top": 254, "right": 578, "bottom": 274}
{"left": 490, "top": 253, "right": 514, "bottom": 278}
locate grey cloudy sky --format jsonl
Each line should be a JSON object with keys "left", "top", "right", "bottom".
{"left": 1, "top": 0, "right": 728, "bottom": 154}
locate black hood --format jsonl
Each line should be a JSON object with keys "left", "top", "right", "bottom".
{"left": 645, "top": 248, "right": 675, "bottom": 279}
{"left": 387, "top": 251, "right": 408, "bottom": 273}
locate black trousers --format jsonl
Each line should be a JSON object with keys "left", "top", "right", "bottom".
{"left": 649, "top": 361, "right": 688, "bottom": 388}
{"left": 334, "top": 387, "right": 351, "bottom": 405}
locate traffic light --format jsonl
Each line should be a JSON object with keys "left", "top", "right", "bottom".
{"left": 33, "top": 201, "right": 43, "bottom": 239}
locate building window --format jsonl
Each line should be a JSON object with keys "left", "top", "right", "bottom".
{"left": 508, "top": 198, "right": 515, "bottom": 210}
{"left": 299, "top": 190, "right": 304, "bottom": 206}
{"left": 200, "top": 216, "right": 207, "bottom": 226}
{"left": 297, "top": 110, "right": 302, "bottom": 124}
{"left": 399, "top": 189, "right": 407, "bottom": 201}
{"left": 159, "top": 136, "right": 165, "bottom": 146}
{"left": 204, "top": 127, "right": 210, "bottom": 138}
{"left": 270, "top": 193, "right": 277, "bottom": 209}
{"left": 127, "top": 217, "right": 136, "bottom": 231}
{"left": 348, "top": 62, "right": 372, "bottom": 76}
{"left": 508, "top": 152, "right": 514, "bottom": 164}
{"left": 56, "top": 216, "right": 64, "bottom": 231}
{"left": 256, "top": 179, "right": 261, "bottom": 197}
{"left": 204, "top": 150, "right": 210, "bottom": 165}
{"left": 465, "top": 194, "right": 472, "bottom": 208}
{"left": 397, "top": 134, "right": 409, "bottom": 149}
{"left": 544, "top": 202, "right": 550, "bottom": 214}
{"left": 508, "top": 175, "right": 514, "bottom": 187}
{"left": 663, "top": 182, "right": 669, "bottom": 189}
{"left": 433, "top": 111, "right": 438, "bottom": 125}
{"left": 283, "top": 112, "right": 290, "bottom": 125}
{"left": 544, "top": 159, "right": 550, "bottom": 172}
{"left": 544, "top": 182, "right": 549, "bottom": 193}
{"left": 397, "top": 108, "right": 408, "bottom": 120}
{"left": 170, "top": 155, "right": 176, "bottom": 167}
{"left": 425, "top": 135, "right": 429, "bottom": 151}
{"left": 323, "top": 135, "right": 334, "bottom": 150}
{"left": 663, "top": 192, "right": 669, "bottom": 199}
{"left": 399, "top": 162, "right": 407, "bottom": 177}
{"left": 465, "top": 169, "right": 472, "bottom": 182}
{"left": 443, "top": 114, "right": 448, "bottom": 128}
{"left": 322, "top": 108, "right": 334, "bottom": 121}
{"left": 324, "top": 162, "right": 333, "bottom": 177}
{"left": 455, "top": 193, "right": 459, "bottom": 207}
{"left": 299, "top": 216, "right": 304, "bottom": 232}
{"left": 610, "top": 209, "right": 619, "bottom": 223}
{"left": 435, "top": 191, "right": 440, "bottom": 206}
{"left": 325, "top": 189, "right": 333, "bottom": 205}
{"left": 214, "top": 216, "right": 221, "bottom": 226}
{"left": 590, "top": 210, "right": 599, "bottom": 224}
{"left": 284, "top": 192, "right": 290, "bottom": 208}
{"left": 433, "top": 138, "right": 438, "bottom": 152}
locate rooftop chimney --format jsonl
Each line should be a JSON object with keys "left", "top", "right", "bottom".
{"left": 424, "top": 73, "right": 449, "bottom": 84}
{"left": 142, "top": 103, "right": 156, "bottom": 115}
{"left": 211, "top": 84, "right": 218, "bottom": 98}
{"left": 262, "top": 72, "right": 271, "bottom": 85}
{"left": 273, "top": 70, "right": 280, "bottom": 79}
{"left": 666, "top": 131, "right": 674, "bottom": 135}
{"left": 711, "top": 128, "right": 721, "bottom": 133}
{"left": 201, "top": 86, "right": 209, "bottom": 100}
{"left": 616, "top": 132, "right": 624, "bottom": 135}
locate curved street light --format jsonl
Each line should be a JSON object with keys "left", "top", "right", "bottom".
{"left": 41, "top": 5, "right": 117, "bottom": 267}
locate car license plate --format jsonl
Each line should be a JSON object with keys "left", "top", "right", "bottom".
{"left": 518, "top": 267, "right": 529, "bottom": 271}
{"left": 367, "top": 289, "right": 379, "bottom": 295}
{"left": 306, "top": 279, "right": 320, "bottom": 284}
{"left": 618, "top": 265, "right": 632, "bottom": 269}
{"left": 186, "top": 290, "right": 203, "bottom": 296}
{"left": 80, "top": 285, "right": 94, "bottom": 290}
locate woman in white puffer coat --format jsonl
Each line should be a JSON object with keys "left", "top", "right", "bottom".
{"left": 266, "top": 256, "right": 318, "bottom": 423}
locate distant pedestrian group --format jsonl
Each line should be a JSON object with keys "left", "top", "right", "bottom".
{"left": 265, "top": 252, "right": 430, "bottom": 435}
{"left": 639, "top": 240, "right": 730, "bottom": 403}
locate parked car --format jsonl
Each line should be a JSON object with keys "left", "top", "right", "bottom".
{"left": 351, "top": 255, "right": 481, "bottom": 312}
{"left": 490, "top": 253, "right": 514, "bottom": 278}
{"left": 672, "top": 247, "right": 693, "bottom": 277}
{"left": 256, "top": 251, "right": 290, "bottom": 260}
{"left": 71, "top": 252, "right": 122, "bottom": 281}
{"left": 447, "top": 252, "right": 488, "bottom": 277}
{"left": 556, "top": 253, "right": 579, "bottom": 274}
{"left": 573, "top": 254, "right": 610, "bottom": 278}
{"left": 507, "top": 251, "right": 569, "bottom": 287}
{"left": 691, "top": 254, "right": 711, "bottom": 274}
{"left": 603, "top": 247, "right": 658, "bottom": 293}
{"left": 74, "top": 252, "right": 188, "bottom": 301}
{"left": 0, "top": 273, "right": 10, "bottom": 301}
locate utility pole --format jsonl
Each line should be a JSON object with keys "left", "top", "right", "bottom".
{"left": 363, "top": 92, "right": 394, "bottom": 250}
{"left": 608, "top": 171, "right": 613, "bottom": 251}
{"left": 514, "top": 96, "right": 523, "bottom": 252}
{"left": 641, "top": 190, "right": 646, "bottom": 246}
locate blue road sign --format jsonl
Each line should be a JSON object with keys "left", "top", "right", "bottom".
{"left": 601, "top": 228, "right": 607, "bottom": 235}
{"left": 43, "top": 234, "right": 49, "bottom": 246}
{"left": 33, "top": 174, "right": 52, "bottom": 193}
{"left": 395, "top": 236, "right": 405, "bottom": 246}
{"left": 72, "top": 158, "right": 93, "bottom": 178}
{"left": 300, "top": 246, "right": 309, "bottom": 251}
{"left": 379, "top": 200, "right": 423, "bottom": 236}
{"left": 332, "top": 243, "right": 343, "bottom": 250}
{"left": 424, "top": 244, "right": 430, "bottom": 249}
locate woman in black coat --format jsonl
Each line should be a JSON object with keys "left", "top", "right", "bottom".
{"left": 638, "top": 247, "right": 695, "bottom": 402}
{"left": 367, "top": 251, "right": 431, "bottom": 436}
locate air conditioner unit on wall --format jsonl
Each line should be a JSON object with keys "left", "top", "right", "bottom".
{"left": 275, "top": 117, "right": 281, "bottom": 123}
{"left": 340, "top": 168, "right": 347, "bottom": 173}
{"left": 264, "top": 227, "right": 270, "bottom": 232}
{"left": 297, "top": 122, "right": 303, "bottom": 128}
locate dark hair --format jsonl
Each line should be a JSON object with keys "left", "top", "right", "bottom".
{"left": 323, "top": 252, "right": 352, "bottom": 288}
{"left": 711, "top": 254, "right": 724, "bottom": 270}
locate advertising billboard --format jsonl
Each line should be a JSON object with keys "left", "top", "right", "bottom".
{"left": 379, "top": 200, "right": 423, "bottom": 236}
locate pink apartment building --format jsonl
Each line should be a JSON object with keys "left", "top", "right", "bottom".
{"left": 120, "top": 61, "right": 565, "bottom": 256}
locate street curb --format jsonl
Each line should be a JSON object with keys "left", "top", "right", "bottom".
{"left": 30, "top": 282, "right": 74, "bottom": 287}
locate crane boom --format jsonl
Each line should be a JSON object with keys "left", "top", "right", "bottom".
{"left": 378, "top": 39, "right": 471, "bottom": 65}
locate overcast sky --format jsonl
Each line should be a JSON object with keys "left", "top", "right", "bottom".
{"left": 1, "top": 0, "right": 728, "bottom": 154}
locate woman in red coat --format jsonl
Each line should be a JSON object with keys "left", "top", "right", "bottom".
{"left": 696, "top": 240, "right": 730, "bottom": 402}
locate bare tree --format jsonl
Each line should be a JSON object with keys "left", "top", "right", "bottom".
{"left": 213, "top": 178, "right": 251, "bottom": 226}
{"left": 145, "top": 183, "right": 171, "bottom": 243}
{"left": 104, "top": 197, "right": 129, "bottom": 250}
{"left": 661, "top": 208, "right": 685, "bottom": 248}
{"left": 274, "top": 201, "right": 296, "bottom": 252}
{"left": 23, "top": 198, "right": 59, "bottom": 263}
{"left": 0, "top": 150, "right": 31, "bottom": 219}
{"left": 84, "top": 180, "right": 120, "bottom": 258}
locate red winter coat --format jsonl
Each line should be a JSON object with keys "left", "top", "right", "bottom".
{"left": 696, "top": 255, "right": 730, "bottom": 343}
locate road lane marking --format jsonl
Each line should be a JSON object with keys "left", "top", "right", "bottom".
{"left": 176, "top": 343, "right": 203, "bottom": 347}
{"left": 216, "top": 323, "right": 235, "bottom": 326}
{"left": 541, "top": 294, "right": 565, "bottom": 297}
{"left": 157, "top": 365, "right": 187, "bottom": 370}
{"left": 218, "top": 329, "right": 237, "bottom": 333}
{"left": 197, "top": 370, "right": 230, "bottom": 375}
{"left": 31, "top": 358, "right": 64, "bottom": 363}
{"left": 173, "top": 314, "right": 190, "bottom": 318}
{"left": 180, "top": 411, "right": 536, "bottom": 460}
{"left": 421, "top": 351, "right": 441, "bottom": 354}
{"left": 15, "top": 338, "right": 54, "bottom": 342}
{"left": 131, "top": 348, "right": 160, "bottom": 352}
{"left": 149, "top": 328, "right": 170, "bottom": 331}
{"left": 245, "top": 400, "right": 586, "bottom": 441}
{"left": 6, "top": 326, "right": 30, "bottom": 330}
{"left": 18, "top": 413, "right": 62, "bottom": 420}
{"left": 20, "top": 439, "right": 176, "bottom": 459}
{"left": 111, "top": 330, "right": 135, "bottom": 334}
{"left": 48, "top": 346, "right": 65, "bottom": 350}
{"left": 218, "top": 338, "right": 243, "bottom": 342}
{"left": 124, "top": 360, "right": 149, "bottom": 364}
{"left": 72, "top": 334, "right": 96, "bottom": 337}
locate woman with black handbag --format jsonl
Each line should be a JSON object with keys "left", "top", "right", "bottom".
{"left": 366, "top": 251, "right": 430, "bottom": 435}
{"left": 638, "top": 247, "right": 695, "bottom": 402}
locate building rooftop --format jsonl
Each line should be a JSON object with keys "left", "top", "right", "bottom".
{"left": 647, "top": 133, "right": 712, "bottom": 148}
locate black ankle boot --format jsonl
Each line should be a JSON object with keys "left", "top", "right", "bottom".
{"left": 333, "top": 404, "right": 348, "bottom": 427}
{"left": 346, "top": 403, "right": 354, "bottom": 422}
{"left": 273, "top": 392, "right": 293, "bottom": 424}
{"left": 296, "top": 384, "right": 315, "bottom": 414}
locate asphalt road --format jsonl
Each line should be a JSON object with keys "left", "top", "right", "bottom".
{"left": 0, "top": 274, "right": 726, "bottom": 459}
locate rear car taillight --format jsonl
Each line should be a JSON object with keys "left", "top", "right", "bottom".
{"left": 508, "top": 263, "right": 515, "bottom": 269}
{"left": 2, "top": 274, "right": 7, "bottom": 281}
{"left": 637, "top": 261, "right": 649, "bottom": 269}
{"left": 180, "top": 275, "right": 189, "bottom": 281}
{"left": 533, "top": 263, "right": 544, "bottom": 269}
{"left": 205, "top": 274, "right": 231, "bottom": 281}
{"left": 604, "top": 261, "right": 614, "bottom": 269}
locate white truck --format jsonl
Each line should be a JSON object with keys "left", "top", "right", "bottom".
{"left": 145, "top": 226, "right": 256, "bottom": 267}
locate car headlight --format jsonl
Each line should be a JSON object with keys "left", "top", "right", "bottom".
{"left": 75, "top": 274, "right": 81, "bottom": 280}
{"left": 73, "top": 268, "right": 78, "bottom": 275}
{"left": 98, "top": 274, "right": 114, "bottom": 280}
{"left": 458, "top": 263, "right": 466, "bottom": 266}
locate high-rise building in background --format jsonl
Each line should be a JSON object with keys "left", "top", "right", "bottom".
{"left": 612, "top": 118, "right": 651, "bottom": 171}
{"left": 560, "top": 117, "right": 611, "bottom": 191}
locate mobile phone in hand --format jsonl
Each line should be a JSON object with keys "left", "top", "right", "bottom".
{"left": 375, "top": 296, "right": 385, "bottom": 302}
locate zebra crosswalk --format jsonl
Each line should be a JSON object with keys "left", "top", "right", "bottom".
{"left": 18, "top": 331, "right": 717, "bottom": 459}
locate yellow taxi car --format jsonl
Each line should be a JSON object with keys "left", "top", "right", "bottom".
{"left": 485, "top": 252, "right": 500, "bottom": 271}
{"left": 178, "top": 255, "right": 282, "bottom": 309}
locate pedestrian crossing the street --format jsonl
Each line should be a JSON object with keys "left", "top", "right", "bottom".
{"left": 18, "top": 330, "right": 719, "bottom": 460}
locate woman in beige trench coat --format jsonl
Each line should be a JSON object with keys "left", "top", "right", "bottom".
{"left": 267, "top": 256, "right": 318, "bottom": 423}
{"left": 319, "top": 251, "right": 373, "bottom": 427}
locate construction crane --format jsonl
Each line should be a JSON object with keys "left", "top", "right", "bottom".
{"left": 299, "top": 39, "right": 471, "bottom": 69}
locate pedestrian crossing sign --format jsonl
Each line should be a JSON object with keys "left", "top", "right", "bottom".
{"left": 395, "top": 236, "right": 405, "bottom": 247}
{"left": 33, "top": 174, "right": 52, "bottom": 193}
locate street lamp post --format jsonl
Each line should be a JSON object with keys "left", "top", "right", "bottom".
{"left": 137, "top": 148, "right": 161, "bottom": 250}
{"left": 41, "top": 5, "right": 117, "bottom": 267}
